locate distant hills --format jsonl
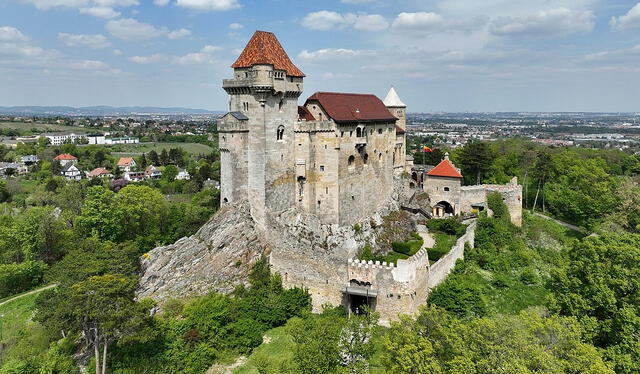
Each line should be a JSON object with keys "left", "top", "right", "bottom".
{"left": 0, "top": 106, "right": 223, "bottom": 116}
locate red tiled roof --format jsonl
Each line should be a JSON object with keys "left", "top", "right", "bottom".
{"left": 395, "top": 125, "right": 406, "bottom": 135}
{"left": 231, "top": 31, "right": 305, "bottom": 77}
{"left": 88, "top": 167, "right": 110, "bottom": 177}
{"left": 427, "top": 159, "right": 463, "bottom": 178}
{"left": 54, "top": 154, "right": 77, "bottom": 161}
{"left": 117, "top": 157, "right": 135, "bottom": 166}
{"left": 298, "top": 106, "right": 316, "bottom": 121}
{"left": 304, "top": 92, "right": 397, "bottom": 124}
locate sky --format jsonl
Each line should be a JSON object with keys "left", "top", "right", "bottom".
{"left": 0, "top": 0, "right": 640, "bottom": 112}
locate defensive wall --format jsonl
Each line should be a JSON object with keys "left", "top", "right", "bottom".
{"left": 460, "top": 177, "right": 522, "bottom": 226}
{"left": 346, "top": 220, "right": 477, "bottom": 325}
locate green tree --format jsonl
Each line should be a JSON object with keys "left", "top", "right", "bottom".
{"left": 160, "top": 149, "right": 169, "bottom": 166}
{"left": 148, "top": 150, "right": 159, "bottom": 165}
{"left": 458, "top": 141, "right": 494, "bottom": 185}
{"left": 163, "top": 165, "right": 178, "bottom": 181}
{"left": 75, "top": 186, "right": 120, "bottom": 241}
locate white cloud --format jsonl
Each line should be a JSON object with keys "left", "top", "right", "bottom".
{"left": 611, "top": 3, "right": 640, "bottom": 31}
{"left": 79, "top": 6, "right": 120, "bottom": 18}
{"left": 19, "top": 0, "right": 138, "bottom": 10}
{"left": 107, "top": 18, "right": 188, "bottom": 41}
{"left": 175, "top": 0, "right": 240, "bottom": 11}
{"left": 113, "top": 49, "right": 123, "bottom": 55}
{"left": 167, "top": 28, "right": 191, "bottom": 39}
{"left": 0, "top": 26, "right": 29, "bottom": 42}
{"left": 341, "top": 0, "right": 373, "bottom": 3}
{"left": 301, "top": 10, "right": 388, "bottom": 31}
{"left": 298, "top": 48, "right": 375, "bottom": 61}
{"left": 229, "top": 22, "right": 243, "bottom": 30}
{"left": 68, "top": 59, "right": 110, "bottom": 70}
{"left": 353, "top": 14, "right": 389, "bottom": 31}
{"left": 58, "top": 32, "right": 111, "bottom": 49}
{"left": 130, "top": 53, "right": 168, "bottom": 64}
{"left": 391, "top": 12, "right": 444, "bottom": 30}
{"left": 130, "top": 45, "right": 221, "bottom": 65}
{"left": 490, "top": 8, "right": 594, "bottom": 38}
{"left": 154, "top": 0, "right": 170, "bottom": 5}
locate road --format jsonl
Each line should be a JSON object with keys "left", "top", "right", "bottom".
{"left": 0, "top": 284, "right": 57, "bottom": 308}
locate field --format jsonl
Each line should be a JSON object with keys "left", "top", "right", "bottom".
{"left": 107, "top": 142, "right": 214, "bottom": 156}
{"left": 0, "top": 291, "right": 39, "bottom": 352}
{"left": 0, "top": 121, "right": 79, "bottom": 134}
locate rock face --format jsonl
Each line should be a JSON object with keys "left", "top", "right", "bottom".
{"left": 137, "top": 203, "right": 270, "bottom": 302}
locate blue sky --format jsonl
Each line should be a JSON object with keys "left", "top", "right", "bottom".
{"left": 0, "top": 0, "right": 639, "bottom": 112}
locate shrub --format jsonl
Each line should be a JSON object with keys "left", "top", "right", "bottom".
{"left": 427, "top": 218, "right": 467, "bottom": 237}
{"left": 0, "top": 261, "right": 47, "bottom": 298}
{"left": 487, "top": 192, "right": 510, "bottom": 222}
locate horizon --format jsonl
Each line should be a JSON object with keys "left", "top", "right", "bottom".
{"left": 1, "top": 0, "right": 640, "bottom": 112}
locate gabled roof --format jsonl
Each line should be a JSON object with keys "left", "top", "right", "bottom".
{"left": 231, "top": 31, "right": 305, "bottom": 77}
{"left": 298, "top": 106, "right": 315, "bottom": 121}
{"left": 305, "top": 92, "right": 397, "bottom": 124}
{"left": 117, "top": 157, "right": 135, "bottom": 166}
{"left": 427, "top": 159, "right": 463, "bottom": 178}
{"left": 383, "top": 87, "right": 406, "bottom": 107}
{"left": 225, "top": 111, "right": 248, "bottom": 121}
{"left": 54, "top": 154, "right": 77, "bottom": 161}
{"left": 61, "top": 163, "right": 79, "bottom": 172}
{"left": 88, "top": 167, "right": 111, "bottom": 177}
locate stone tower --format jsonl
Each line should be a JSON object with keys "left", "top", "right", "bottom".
{"left": 220, "top": 31, "right": 305, "bottom": 225}
{"left": 383, "top": 87, "right": 406, "bottom": 131}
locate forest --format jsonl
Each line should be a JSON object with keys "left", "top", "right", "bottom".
{"left": 0, "top": 138, "right": 639, "bottom": 373}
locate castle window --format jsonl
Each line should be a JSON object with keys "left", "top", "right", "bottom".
{"left": 444, "top": 187, "right": 450, "bottom": 191}
{"left": 356, "top": 127, "right": 363, "bottom": 137}
{"left": 324, "top": 145, "right": 327, "bottom": 149}
{"left": 341, "top": 131, "right": 344, "bottom": 137}
{"left": 278, "top": 99, "right": 284, "bottom": 111}
{"left": 318, "top": 113, "right": 323, "bottom": 120}
{"left": 363, "top": 153, "right": 369, "bottom": 164}
{"left": 325, "top": 187, "right": 328, "bottom": 194}
{"left": 320, "top": 165, "right": 325, "bottom": 171}
{"left": 350, "top": 131, "right": 353, "bottom": 137}
{"left": 348, "top": 155, "right": 355, "bottom": 166}
{"left": 277, "top": 125, "right": 285, "bottom": 141}
{"left": 378, "top": 128, "right": 383, "bottom": 134}
{"left": 370, "top": 129, "right": 373, "bottom": 135}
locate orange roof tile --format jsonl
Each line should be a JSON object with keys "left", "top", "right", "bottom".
{"left": 53, "top": 154, "right": 77, "bottom": 161}
{"left": 117, "top": 157, "right": 135, "bottom": 166}
{"left": 427, "top": 159, "right": 463, "bottom": 178}
{"left": 231, "top": 31, "right": 305, "bottom": 77}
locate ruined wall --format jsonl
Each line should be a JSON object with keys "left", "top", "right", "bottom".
{"left": 483, "top": 178, "right": 523, "bottom": 226}
{"left": 460, "top": 185, "right": 486, "bottom": 213}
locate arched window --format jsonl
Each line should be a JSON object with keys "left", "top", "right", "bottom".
{"left": 356, "top": 127, "right": 362, "bottom": 137}
{"left": 363, "top": 153, "right": 369, "bottom": 164}
{"left": 348, "top": 155, "right": 355, "bottom": 166}
{"left": 277, "top": 125, "right": 285, "bottom": 141}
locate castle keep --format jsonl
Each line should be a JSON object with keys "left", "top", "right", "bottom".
{"left": 219, "top": 31, "right": 408, "bottom": 227}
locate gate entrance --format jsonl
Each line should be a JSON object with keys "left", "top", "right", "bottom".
{"left": 343, "top": 282, "right": 377, "bottom": 315}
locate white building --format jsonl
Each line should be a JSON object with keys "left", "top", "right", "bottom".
{"left": 41, "top": 132, "right": 86, "bottom": 146}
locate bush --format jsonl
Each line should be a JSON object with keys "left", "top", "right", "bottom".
{"left": 427, "top": 218, "right": 467, "bottom": 237}
{"left": 487, "top": 192, "right": 510, "bottom": 222}
{"left": 0, "top": 261, "right": 47, "bottom": 298}
{"left": 391, "top": 233, "right": 423, "bottom": 255}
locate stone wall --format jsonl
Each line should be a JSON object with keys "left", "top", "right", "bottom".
{"left": 424, "top": 176, "right": 462, "bottom": 213}
{"left": 345, "top": 220, "right": 477, "bottom": 324}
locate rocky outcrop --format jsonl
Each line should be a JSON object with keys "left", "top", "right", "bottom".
{"left": 137, "top": 202, "right": 269, "bottom": 302}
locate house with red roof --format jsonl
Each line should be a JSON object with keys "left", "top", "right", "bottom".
{"left": 53, "top": 153, "right": 77, "bottom": 167}
{"left": 117, "top": 157, "right": 136, "bottom": 172}
{"left": 87, "top": 167, "right": 113, "bottom": 179}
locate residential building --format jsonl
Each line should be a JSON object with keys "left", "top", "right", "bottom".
{"left": 61, "top": 163, "right": 82, "bottom": 180}
{"left": 87, "top": 167, "right": 113, "bottom": 179}
{"left": 21, "top": 155, "right": 38, "bottom": 165}
{"left": 123, "top": 171, "right": 145, "bottom": 182}
{"left": 145, "top": 165, "right": 162, "bottom": 179}
{"left": 53, "top": 154, "right": 77, "bottom": 166}
{"left": 117, "top": 157, "right": 136, "bottom": 172}
{"left": 176, "top": 169, "right": 190, "bottom": 180}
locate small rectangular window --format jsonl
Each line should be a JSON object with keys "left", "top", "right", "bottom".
{"left": 325, "top": 187, "right": 328, "bottom": 194}
{"left": 320, "top": 165, "right": 325, "bottom": 171}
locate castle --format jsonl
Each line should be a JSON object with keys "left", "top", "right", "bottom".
{"left": 214, "top": 31, "right": 522, "bottom": 322}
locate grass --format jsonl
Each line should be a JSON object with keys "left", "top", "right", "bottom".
{"left": 233, "top": 326, "right": 294, "bottom": 374}
{"left": 428, "top": 232, "right": 457, "bottom": 263}
{"left": 0, "top": 291, "right": 39, "bottom": 349}
{"left": 0, "top": 121, "right": 80, "bottom": 134}
{"left": 108, "top": 142, "right": 213, "bottom": 156}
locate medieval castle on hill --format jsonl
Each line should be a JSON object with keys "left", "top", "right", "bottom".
{"left": 217, "top": 31, "right": 522, "bottom": 321}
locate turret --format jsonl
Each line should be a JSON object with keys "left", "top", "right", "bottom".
{"left": 383, "top": 87, "right": 406, "bottom": 131}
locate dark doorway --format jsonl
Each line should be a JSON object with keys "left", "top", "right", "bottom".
{"left": 349, "top": 294, "right": 369, "bottom": 315}
{"left": 437, "top": 200, "right": 455, "bottom": 214}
